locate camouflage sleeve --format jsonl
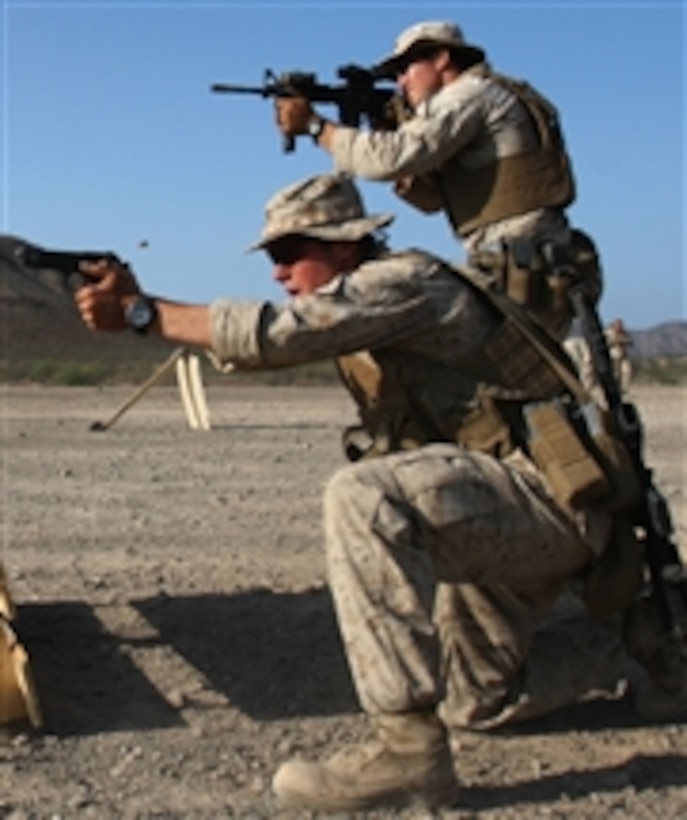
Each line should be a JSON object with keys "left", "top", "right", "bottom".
{"left": 329, "top": 80, "right": 485, "bottom": 180}
{"left": 208, "top": 255, "right": 441, "bottom": 370}
{"left": 209, "top": 299, "right": 266, "bottom": 367}
{"left": 329, "top": 71, "right": 543, "bottom": 184}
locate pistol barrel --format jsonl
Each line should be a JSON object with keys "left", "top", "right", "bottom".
{"left": 15, "top": 243, "right": 115, "bottom": 274}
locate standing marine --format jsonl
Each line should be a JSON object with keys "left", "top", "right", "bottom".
{"left": 274, "top": 20, "right": 595, "bottom": 338}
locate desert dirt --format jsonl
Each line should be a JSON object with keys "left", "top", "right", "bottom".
{"left": 0, "top": 381, "right": 685, "bottom": 819}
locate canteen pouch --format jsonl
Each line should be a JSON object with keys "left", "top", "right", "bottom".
{"left": 525, "top": 399, "right": 643, "bottom": 513}
{"left": 524, "top": 400, "right": 610, "bottom": 509}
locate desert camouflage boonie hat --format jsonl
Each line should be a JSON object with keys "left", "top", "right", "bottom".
{"left": 374, "top": 20, "right": 485, "bottom": 78}
{"left": 248, "top": 173, "right": 394, "bottom": 251}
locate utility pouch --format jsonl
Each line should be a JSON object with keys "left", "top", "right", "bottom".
{"left": 580, "top": 402, "right": 643, "bottom": 513}
{"left": 525, "top": 398, "right": 643, "bottom": 513}
{"left": 524, "top": 400, "right": 610, "bottom": 509}
{"left": 506, "top": 238, "right": 545, "bottom": 309}
{"left": 546, "top": 271, "right": 571, "bottom": 319}
{"left": 506, "top": 264, "right": 540, "bottom": 307}
{"left": 454, "top": 396, "right": 513, "bottom": 457}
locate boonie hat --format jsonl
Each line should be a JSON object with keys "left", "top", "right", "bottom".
{"left": 248, "top": 173, "right": 394, "bottom": 251}
{"left": 374, "top": 20, "right": 485, "bottom": 78}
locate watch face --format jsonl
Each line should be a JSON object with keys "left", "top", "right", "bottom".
{"left": 126, "top": 297, "right": 155, "bottom": 331}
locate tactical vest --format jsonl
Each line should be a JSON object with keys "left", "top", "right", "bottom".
{"left": 336, "top": 264, "right": 640, "bottom": 518}
{"left": 338, "top": 254, "right": 645, "bottom": 621}
{"left": 468, "top": 228, "right": 604, "bottom": 341}
{"left": 336, "top": 307, "right": 563, "bottom": 462}
{"left": 426, "top": 69, "right": 575, "bottom": 237}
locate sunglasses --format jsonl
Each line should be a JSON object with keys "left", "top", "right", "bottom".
{"left": 395, "top": 45, "right": 442, "bottom": 75}
{"left": 266, "top": 237, "right": 312, "bottom": 266}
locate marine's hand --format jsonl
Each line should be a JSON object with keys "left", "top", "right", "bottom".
{"left": 75, "top": 258, "right": 141, "bottom": 332}
{"left": 274, "top": 96, "right": 315, "bottom": 136}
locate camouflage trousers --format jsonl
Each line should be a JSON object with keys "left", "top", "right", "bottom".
{"left": 324, "top": 443, "right": 626, "bottom": 730}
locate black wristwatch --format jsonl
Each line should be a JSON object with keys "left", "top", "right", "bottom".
{"left": 124, "top": 295, "right": 157, "bottom": 334}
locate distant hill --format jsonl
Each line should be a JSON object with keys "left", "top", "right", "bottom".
{"left": 628, "top": 320, "right": 687, "bottom": 359}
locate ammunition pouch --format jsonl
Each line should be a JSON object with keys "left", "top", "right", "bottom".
{"left": 453, "top": 395, "right": 513, "bottom": 455}
{"left": 524, "top": 398, "right": 642, "bottom": 514}
{"left": 525, "top": 400, "right": 608, "bottom": 509}
{"left": 340, "top": 395, "right": 515, "bottom": 463}
{"left": 469, "top": 229, "right": 603, "bottom": 338}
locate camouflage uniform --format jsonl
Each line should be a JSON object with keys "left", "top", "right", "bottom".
{"left": 207, "top": 173, "right": 684, "bottom": 812}
{"left": 329, "top": 21, "right": 574, "bottom": 256}
{"left": 330, "top": 68, "right": 571, "bottom": 256}
{"left": 210, "top": 225, "right": 621, "bottom": 731}
{"left": 605, "top": 319, "right": 633, "bottom": 395}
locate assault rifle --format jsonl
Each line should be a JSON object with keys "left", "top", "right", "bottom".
{"left": 567, "top": 282, "right": 687, "bottom": 638}
{"left": 211, "top": 64, "right": 400, "bottom": 153}
{"left": 11, "top": 239, "right": 120, "bottom": 289}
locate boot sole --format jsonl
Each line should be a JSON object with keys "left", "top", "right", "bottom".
{"left": 274, "top": 779, "right": 461, "bottom": 813}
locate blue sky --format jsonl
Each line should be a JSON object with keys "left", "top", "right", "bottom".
{"left": 1, "top": 1, "right": 684, "bottom": 329}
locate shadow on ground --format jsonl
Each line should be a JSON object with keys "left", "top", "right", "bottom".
{"left": 18, "top": 600, "right": 183, "bottom": 737}
{"left": 461, "top": 753, "right": 687, "bottom": 811}
{"left": 16, "top": 587, "right": 357, "bottom": 736}
{"left": 19, "top": 587, "right": 681, "bottom": 745}
{"left": 133, "top": 586, "right": 358, "bottom": 721}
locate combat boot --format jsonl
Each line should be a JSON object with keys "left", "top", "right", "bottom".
{"left": 272, "top": 711, "right": 460, "bottom": 813}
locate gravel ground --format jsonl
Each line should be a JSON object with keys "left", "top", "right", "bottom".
{"left": 0, "top": 381, "right": 685, "bottom": 819}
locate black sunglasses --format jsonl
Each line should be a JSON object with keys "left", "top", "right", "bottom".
{"left": 395, "top": 44, "right": 442, "bottom": 75}
{"left": 266, "top": 236, "right": 319, "bottom": 265}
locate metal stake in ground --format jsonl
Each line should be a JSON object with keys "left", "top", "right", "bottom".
{"left": 90, "top": 347, "right": 186, "bottom": 432}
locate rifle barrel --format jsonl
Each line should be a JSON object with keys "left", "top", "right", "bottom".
{"left": 210, "top": 83, "right": 272, "bottom": 95}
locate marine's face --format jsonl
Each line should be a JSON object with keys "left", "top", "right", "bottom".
{"left": 396, "top": 47, "right": 448, "bottom": 108}
{"left": 267, "top": 236, "right": 353, "bottom": 297}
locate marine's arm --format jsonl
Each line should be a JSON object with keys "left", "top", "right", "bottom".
{"left": 278, "top": 81, "right": 485, "bottom": 181}
{"left": 75, "top": 261, "right": 215, "bottom": 348}
{"left": 209, "top": 257, "right": 440, "bottom": 369}
{"left": 75, "top": 255, "right": 441, "bottom": 370}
